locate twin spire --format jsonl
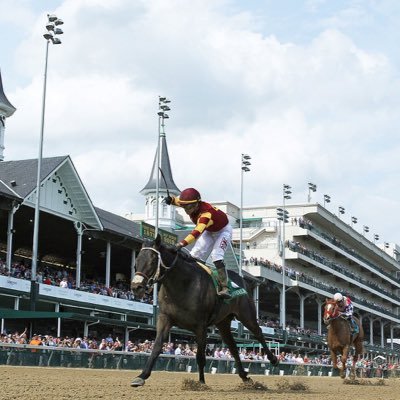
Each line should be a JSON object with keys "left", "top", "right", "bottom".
{"left": 0, "top": 70, "right": 16, "bottom": 161}
{"left": 140, "top": 132, "right": 180, "bottom": 196}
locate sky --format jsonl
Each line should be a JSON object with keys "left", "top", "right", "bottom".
{"left": 0, "top": 0, "right": 400, "bottom": 245}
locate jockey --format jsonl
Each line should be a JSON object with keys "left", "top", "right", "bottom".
{"left": 333, "top": 292, "right": 359, "bottom": 334}
{"left": 165, "top": 188, "right": 232, "bottom": 300}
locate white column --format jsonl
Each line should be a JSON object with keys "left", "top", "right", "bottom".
{"left": 6, "top": 203, "right": 19, "bottom": 269}
{"left": 84, "top": 321, "right": 89, "bottom": 337}
{"left": 105, "top": 241, "right": 111, "bottom": 287}
{"left": 370, "top": 318, "right": 374, "bottom": 345}
{"left": 278, "top": 286, "right": 284, "bottom": 327}
{"left": 76, "top": 231, "right": 82, "bottom": 288}
{"left": 380, "top": 321, "right": 385, "bottom": 348}
{"left": 73, "top": 222, "right": 84, "bottom": 288}
{"left": 55, "top": 303, "right": 61, "bottom": 338}
{"left": 390, "top": 325, "right": 394, "bottom": 350}
{"left": 125, "top": 327, "right": 129, "bottom": 347}
{"left": 299, "top": 295, "right": 305, "bottom": 329}
{"left": 316, "top": 298, "right": 323, "bottom": 335}
{"left": 253, "top": 284, "right": 259, "bottom": 321}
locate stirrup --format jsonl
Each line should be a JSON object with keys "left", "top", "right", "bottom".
{"left": 217, "top": 288, "right": 231, "bottom": 300}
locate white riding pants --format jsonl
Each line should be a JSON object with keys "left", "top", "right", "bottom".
{"left": 190, "top": 224, "right": 232, "bottom": 262}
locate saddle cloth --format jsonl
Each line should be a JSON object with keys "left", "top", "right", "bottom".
{"left": 194, "top": 260, "right": 248, "bottom": 300}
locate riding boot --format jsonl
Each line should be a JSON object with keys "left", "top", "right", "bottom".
{"left": 350, "top": 317, "right": 359, "bottom": 334}
{"left": 214, "top": 260, "right": 231, "bottom": 300}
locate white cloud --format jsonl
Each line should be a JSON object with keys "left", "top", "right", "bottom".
{"left": 2, "top": 0, "right": 400, "bottom": 243}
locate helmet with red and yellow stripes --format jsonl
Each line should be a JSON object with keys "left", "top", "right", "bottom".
{"left": 179, "top": 188, "right": 201, "bottom": 204}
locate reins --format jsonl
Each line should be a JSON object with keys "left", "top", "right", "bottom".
{"left": 139, "top": 246, "right": 179, "bottom": 286}
{"left": 324, "top": 302, "right": 348, "bottom": 325}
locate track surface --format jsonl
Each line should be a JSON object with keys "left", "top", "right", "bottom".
{"left": 1, "top": 366, "right": 399, "bottom": 400}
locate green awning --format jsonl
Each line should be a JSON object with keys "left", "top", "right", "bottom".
{"left": 0, "top": 309, "right": 151, "bottom": 330}
{"left": 0, "top": 310, "right": 92, "bottom": 320}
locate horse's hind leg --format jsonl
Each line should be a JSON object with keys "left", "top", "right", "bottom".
{"left": 237, "top": 300, "right": 278, "bottom": 366}
{"left": 353, "top": 338, "right": 364, "bottom": 379}
{"left": 131, "top": 314, "right": 172, "bottom": 387}
{"left": 216, "top": 317, "right": 250, "bottom": 382}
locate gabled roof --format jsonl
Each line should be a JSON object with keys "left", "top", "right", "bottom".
{"left": 0, "top": 70, "right": 16, "bottom": 117}
{"left": 95, "top": 207, "right": 142, "bottom": 239}
{"left": 0, "top": 179, "right": 22, "bottom": 201}
{"left": 0, "top": 156, "right": 102, "bottom": 229}
{"left": 0, "top": 156, "right": 68, "bottom": 198}
{"left": 141, "top": 133, "right": 180, "bottom": 195}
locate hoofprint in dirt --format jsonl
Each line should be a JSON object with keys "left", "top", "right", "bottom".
{"left": 1, "top": 366, "right": 399, "bottom": 400}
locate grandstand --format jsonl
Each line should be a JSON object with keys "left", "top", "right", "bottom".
{"left": 1, "top": 69, "right": 400, "bottom": 365}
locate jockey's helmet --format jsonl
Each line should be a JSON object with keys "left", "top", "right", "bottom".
{"left": 179, "top": 188, "right": 201, "bottom": 204}
{"left": 333, "top": 292, "right": 343, "bottom": 302}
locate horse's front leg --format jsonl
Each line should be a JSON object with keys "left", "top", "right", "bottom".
{"left": 340, "top": 346, "right": 349, "bottom": 379}
{"left": 131, "top": 314, "right": 172, "bottom": 387}
{"left": 330, "top": 350, "right": 338, "bottom": 369}
{"left": 195, "top": 329, "right": 208, "bottom": 384}
{"left": 348, "top": 354, "right": 357, "bottom": 380}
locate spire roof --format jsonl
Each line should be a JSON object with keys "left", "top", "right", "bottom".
{"left": 0, "top": 70, "right": 16, "bottom": 117}
{"left": 141, "top": 133, "right": 180, "bottom": 195}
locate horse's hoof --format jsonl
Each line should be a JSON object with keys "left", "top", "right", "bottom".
{"left": 131, "top": 377, "right": 145, "bottom": 387}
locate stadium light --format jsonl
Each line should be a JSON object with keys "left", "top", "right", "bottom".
{"left": 31, "top": 14, "right": 64, "bottom": 285}
{"left": 307, "top": 182, "right": 317, "bottom": 203}
{"left": 323, "top": 194, "right": 331, "bottom": 208}
{"left": 155, "top": 96, "right": 171, "bottom": 235}
{"left": 280, "top": 183, "right": 291, "bottom": 331}
{"left": 239, "top": 154, "right": 251, "bottom": 276}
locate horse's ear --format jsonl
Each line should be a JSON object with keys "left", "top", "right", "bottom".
{"left": 154, "top": 233, "right": 161, "bottom": 248}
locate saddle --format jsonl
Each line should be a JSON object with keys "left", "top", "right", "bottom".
{"left": 193, "top": 260, "right": 247, "bottom": 301}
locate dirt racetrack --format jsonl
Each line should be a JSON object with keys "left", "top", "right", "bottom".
{"left": 1, "top": 366, "right": 400, "bottom": 400}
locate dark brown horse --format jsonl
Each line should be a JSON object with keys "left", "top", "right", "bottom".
{"left": 323, "top": 299, "right": 364, "bottom": 379}
{"left": 130, "top": 234, "right": 278, "bottom": 387}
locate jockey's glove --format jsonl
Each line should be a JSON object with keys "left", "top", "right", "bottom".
{"left": 164, "top": 196, "right": 173, "bottom": 205}
{"left": 175, "top": 242, "right": 184, "bottom": 251}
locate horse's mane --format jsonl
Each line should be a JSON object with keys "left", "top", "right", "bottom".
{"left": 142, "top": 238, "right": 196, "bottom": 263}
{"left": 163, "top": 243, "right": 196, "bottom": 262}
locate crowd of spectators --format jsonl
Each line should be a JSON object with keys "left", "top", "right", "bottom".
{"left": 287, "top": 240, "right": 395, "bottom": 315}
{"left": 0, "top": 258, "right": 153, "bottom": 304}
{"left": 258, "top": 316, "right": 321, "bottom": 337}
{"left": 2, "top": 329, "right": 400, "bottom": 376}
{"left": 299, "top": 217, "right": 397, "bottom": 281}
{"left": 287, "top": 240, "right": 400, "bottom": 303}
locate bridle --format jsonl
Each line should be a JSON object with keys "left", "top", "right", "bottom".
{"left": 134, "top": 247, "right": 179, "bottom": 287}
{"left": 323, "top": 301, "right": 340, "bottom": 324}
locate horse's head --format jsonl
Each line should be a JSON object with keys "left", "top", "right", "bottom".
{"left": 131, "top": 234, "right": 179, "bottom": 299}
{"left": 130, "top": 234, "right": 162, "bottom": 299}
{"left": 323, "top": 299, "right": 340, "bottom": 324}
